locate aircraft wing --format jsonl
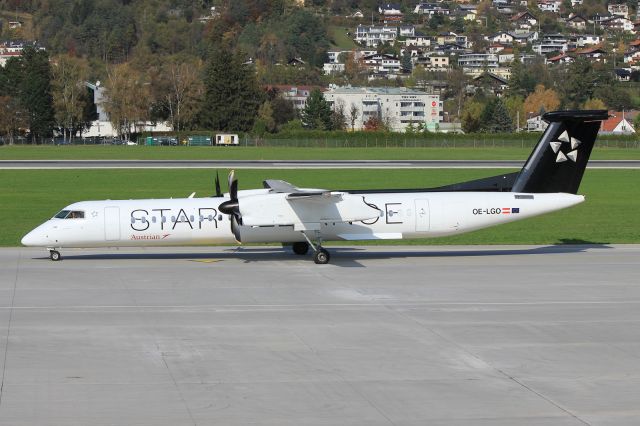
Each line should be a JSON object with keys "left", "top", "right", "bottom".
{"left": 263, "top": 179, "right": 298, "bottom": 193}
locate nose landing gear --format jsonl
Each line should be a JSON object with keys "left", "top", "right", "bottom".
{"left": 49, "top": 250, "right": 62, "bottom": 261}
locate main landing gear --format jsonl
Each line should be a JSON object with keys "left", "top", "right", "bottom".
{"left": 49, "top": 249, "right": 62, "bottom": 261}
{"left": 299, "top": 232, "right": 331, "bottom": 265}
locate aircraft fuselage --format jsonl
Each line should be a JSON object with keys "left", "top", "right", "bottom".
{"left": 22, "top": 191, "right": 584, "bottom": 248}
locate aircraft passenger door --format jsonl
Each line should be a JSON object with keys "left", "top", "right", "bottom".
{"left": 414, "top": 199, "right": 430, "bottom": 232}
{"left": 104, "top": 207, "right": 121, "bottom": 241}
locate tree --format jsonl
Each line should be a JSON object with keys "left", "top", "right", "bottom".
{"left": 331, "top": 98, "right": 347, "bottom": 131}
{"left": 461, "top": 99, "right": 485, "bottom": 133}
{"left": 524, "top": 84, "right": 560, "bottom": 117}
{"left": 401, "top": 49, "right": 412, "bottom": 73}
{"left": 52, "top": 54, "right": 89, "bottom": 142}
{"left": 301, "top": 88, "right": 332, "bottom": 130}
{"left": 271, "top": 96, "right": 297, "bottom": 129}
{"left": 348, "top": 103, "right": 359, "bottom": 131}
{"left": 102, "top": 63, "right": 151, "bottom": 141}
{"left": 480, "top": 97, "right": 513, "bottom": 133}
{"left": 17, "top": 46, "right": 55, "bottom": 142}
{"left": 152, "top": 59, "right": 204, "bottom": 132}
{"left": 582, "top": 98, "right": 607, "bottom": 110}
{"left": 504, "top": 95, "right": 525, "bottom": 130}
{"left": 0, "top": 96, "right": 27, "bottom": 144}
{"left": 256, "top": 101, "right": 276, "bottom": 133}
{"left": 200, "top": 46, "right": 263, "bottom": 131}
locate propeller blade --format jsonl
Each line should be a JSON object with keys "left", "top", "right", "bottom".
{"left": 228, "top": 170, "right": 238, "bottom": 201}
{"left": 230, "top": 215, "right": 242, "bottom": 242}
{"left": 214, "top": 171, "right": 222, "bottom": 197}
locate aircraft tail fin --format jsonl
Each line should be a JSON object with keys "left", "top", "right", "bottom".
{"left": 511, "top": 110, "right": 609, "bottom": 194}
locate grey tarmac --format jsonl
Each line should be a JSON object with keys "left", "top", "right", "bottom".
{"left": 1, "top": 244, "right": 639, "bottom": 425}
{"left": 1, "top": 159, "right": 640, "bottom": 169}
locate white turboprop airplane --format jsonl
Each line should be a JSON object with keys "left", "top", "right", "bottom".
{"left": 22, "top": 110, "right": 608, "bottom": 264}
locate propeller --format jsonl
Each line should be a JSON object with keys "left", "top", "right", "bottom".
{"left": 218, "top": 170, "right": 242, "bottom": 241}
{"left": 214, "top": 171, "right": 222, "bottom": 197}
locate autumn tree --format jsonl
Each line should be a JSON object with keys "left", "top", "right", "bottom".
{"left": 151, "top": 58, "right": 204, "bottom": 132}
{"left": 0, "top": 96, "right": 27, "bottom": 144}
{"left": 523, "top": 84, "right": 560, "bottom": 117}
{"left": 582, "top": 98, "right": 607, "bottom": 110}
{"left": 52, "top": 55, "right": 89, "bottom": 142}
{"left": 102, "top": 63, "right": 151, "bottom": 140}
{"left": 348, "top": 103, "right": 359, "bottom": 131}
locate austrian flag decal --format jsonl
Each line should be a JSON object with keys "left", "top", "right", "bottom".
{"left": 502, "top": 208, "right": 520, "bottom": 214}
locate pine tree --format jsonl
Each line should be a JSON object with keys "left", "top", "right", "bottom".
{"left": 18, "top": 46, "right": 55, "bottom": 142}
{"left": 301, "top": 89, "right": 332, "bottom": 130}
{"left": 200, "top": 46, "right": 263, "bottom": 132}
{"left": 401, "top": 50, "right": 413, "bottom": 74}
{"left": 480, "top": 97, "right": 514, "bottom": 133}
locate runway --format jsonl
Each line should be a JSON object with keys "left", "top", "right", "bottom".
{"left": 1, "top": 159, "right": 640, "bottom": 169}
{"left": 1, "top": 244, "right": 639, "bottom": 425}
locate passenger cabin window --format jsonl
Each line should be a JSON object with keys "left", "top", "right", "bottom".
{"left": 54, "top": 210, "right": 84, "bottom": 219}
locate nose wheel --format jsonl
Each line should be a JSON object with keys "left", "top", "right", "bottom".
{"left": 49, "top": 250, "right": 62, "bottom": 261}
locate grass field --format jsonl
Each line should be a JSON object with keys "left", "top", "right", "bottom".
{"left": 2, "top": 145, "right": 640, "bottom": 160}
{"left": 328, "top": 24, "right": 359, "bottom": 49}
{"left": 2, "top": 168, "right": 638, "bottom": 247}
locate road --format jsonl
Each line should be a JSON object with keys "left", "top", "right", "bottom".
{"left": 1, "top": 159, "right": 640, "bottom": 169}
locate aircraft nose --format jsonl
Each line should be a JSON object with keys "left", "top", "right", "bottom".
{"left": 21, "top": 226, "right": 48, "bottom": 246}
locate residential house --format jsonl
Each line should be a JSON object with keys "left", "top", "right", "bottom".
{"left": 570, "top": 0, "right": 583, "bottom": 5}
{"left": 354, "top": 25, "right": 398, "bottom": 47}
{"left": 487, "top": 31, "right": 515, "bottom": 44}
{"left": 526, "top": 115, "right": 548, "bottom": 131}
{"left": 614, "top": 68, "right": 632, "bottom": 81}
{"left": 323, "top": 63, "right": 346, "bottom": 74}
{"left": 458, "top": 5, "right": 477, "bottom": 21}
{"left": 347, "top": 10, "right": 364, "bottom": 18}
{"left": 424, "top": 54, "right": 450, "bottom": 69}
{"left": 574, "top": 46, "right": 607, "bottom": 63}
{"left": 565, "top": 14, "right": 588, "bottom": 30}
{"left": 600, "top": 111, "right": 636, "bottom": 134}
{"left": 511, "top": 31, "right": 538, "bottom": 45}
{"left": 470, "top": 73, "right": 510, "bottom": 97}
{"left": 458, "top": 53, "right": 499, "bottom": 70}
{"left": 533, "top": 34, "right": 568, "bottom": 54}
{"left": 399, "top": 25, "right": 416, "bottom": 37}
{"left": 573, "top": 34, "right": 602, "bottom": 48}
{"left": 600, "top": 16, "right": 636, "bottom": 32}
{"left": 362, "top": 53, "right": 402, "bottom": 75}
{"left": 608, "top": 3, "right": 629, "bottom": 19}
{"left": 268, "top": 85, "right": 321, "bottom": 110}
{"left": 379, "top": 3, "right": 403, "bottom": 22}
{"left": 510, "top": 10, "right": 537, "bottom": 30}
{"left": 413, "top": 3, "right": 450, "bottom": 16}
{"left": 437, "top": 32, "right": 468, "bottom": 47}
{"left": 8, "top": 21, "right": 22, "bottom": 29}
{"left": 537, "top": 0, "right": 561, "bottom": 13}
{"left": 402, "top": 34, "right": 431, "bottom": 47}
{"left": 547, "top": 52, "right": 574, "bottom": 64}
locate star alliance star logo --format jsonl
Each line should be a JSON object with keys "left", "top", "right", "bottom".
{"left": 91, "top": 211, "right": 99, "bottom": 218}
{"left": 549, "top": 130, "right": 581, "bottom": 163}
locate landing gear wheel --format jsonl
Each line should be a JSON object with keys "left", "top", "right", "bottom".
{"left": 313, "top": 248, "right": 330, "bottom": 265}
{"left": 49, "top": 250, "right": 61, "bottom": 261}
{"left": 292, "top": 242, "right": 310, "bottom": 255}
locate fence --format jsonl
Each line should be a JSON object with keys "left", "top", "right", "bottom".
{"left": 2, "top": 135, "right": 640, "bottom": 149}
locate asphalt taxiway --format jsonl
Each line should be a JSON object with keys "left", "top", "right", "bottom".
{"left": 1, "top": 244, "right": 639, "bottom": 425}
{"left": 1, "top": 159, "right": 640, "bottom": 169}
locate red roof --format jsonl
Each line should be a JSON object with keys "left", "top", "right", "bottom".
{"left": 600, "top": 111, "right": 638, "bottom": 132}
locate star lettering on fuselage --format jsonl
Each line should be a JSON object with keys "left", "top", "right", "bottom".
{"left": 549, "top": 130, "right": 581, "bottom": 163}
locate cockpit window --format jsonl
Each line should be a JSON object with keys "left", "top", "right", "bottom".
{"left": 54, "top": 210, "right": 70, "bottom": 219}
{"left": 54, "top": 210, "right": 84, "bottom": 219}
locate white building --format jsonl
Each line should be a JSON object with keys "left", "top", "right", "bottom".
{"left": 323, "top": 87, "right": 442, "bottom": 132}
{"left": 608, "top": 3, "right": 629, "bottom": 19}
{"left": 354, "top": 25, "right": 398, "bottom": 47}
{"left": 458, "top": 53, "right": 500, "bottom": 70}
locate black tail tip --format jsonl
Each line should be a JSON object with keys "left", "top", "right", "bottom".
{"left": 543, "top": 110, "right": 609, "bottom": 123}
